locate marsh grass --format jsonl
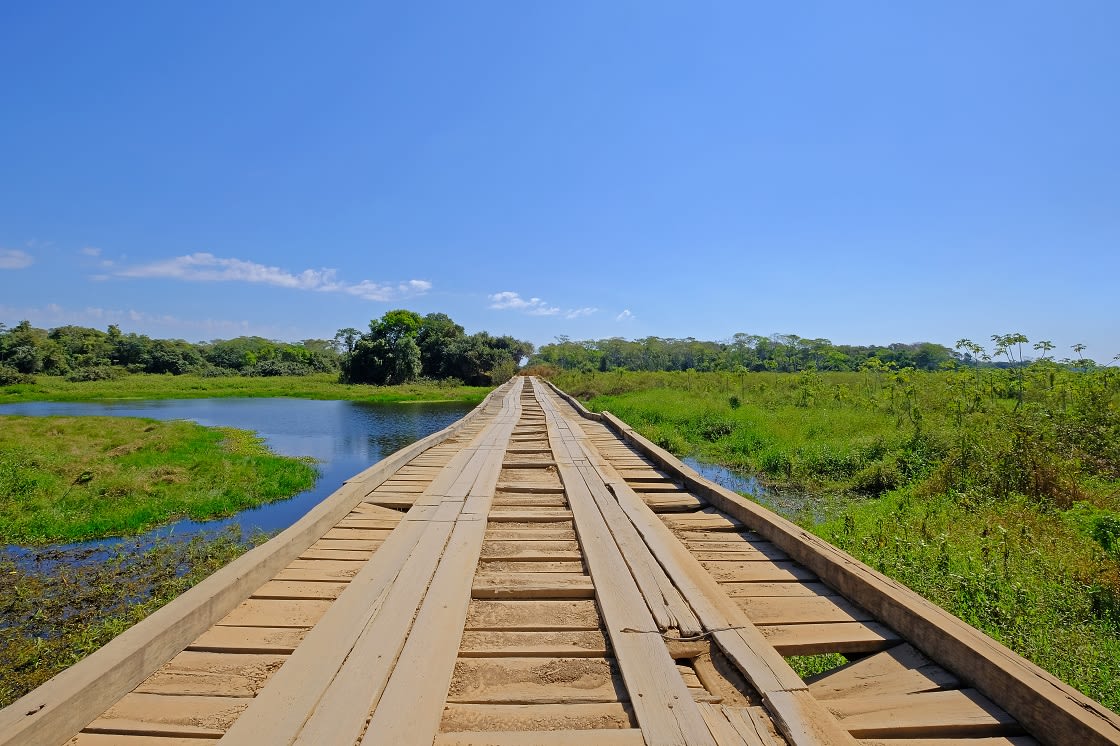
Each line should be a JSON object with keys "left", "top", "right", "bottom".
{"left": 0, "top": 372, "right": 491, "bottom": 405}
{"left": 0, "top": 415, "right": 317, "bottom": 544}
{"left": 0, "top": 528, "right": 267, "bottom": 708}
{"left": 549, "top": 368, "right": 1120, "bottom": 710}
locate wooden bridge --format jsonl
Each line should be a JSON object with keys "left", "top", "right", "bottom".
{"left": 3, "top": 377, "right": 1119, "bottom": 745}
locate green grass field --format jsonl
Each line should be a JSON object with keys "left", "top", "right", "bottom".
{"left": 0, "top": 372, "right": 491, "bottom": 404}
{"left": 0, "top": 415, "right": 318, "bottom": 544}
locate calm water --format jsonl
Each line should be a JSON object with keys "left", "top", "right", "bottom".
{"left": 0, "top": 398, "right": 471, "bottom": 559}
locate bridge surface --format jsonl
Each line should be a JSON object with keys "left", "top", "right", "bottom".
{"left": 3, "top": 377, "right": 1119, "bottom": 745}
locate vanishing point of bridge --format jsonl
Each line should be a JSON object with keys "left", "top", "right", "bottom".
{"left": 2, "top": 378, "right": 1118, "bottom": 745}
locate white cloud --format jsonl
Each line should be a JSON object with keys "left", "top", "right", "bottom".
{"left": 80, "top": 246, "right": 102, "bottom": 257}
{"left": 489, "top": 291, "right": 597, "bottom": 320}
{"left": 616, "top": 309, "right": 635, "bottom": 321}
{"left": 113, "top": 252, "right": 430, "bottom": 302}
{"left": 488, "top": 291, "right": 558, "bottom": 315}
{"left": 0, "top": 249, "right": 33, "bottom": 269}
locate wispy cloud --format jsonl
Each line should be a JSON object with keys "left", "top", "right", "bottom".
{"left": 80, "top": 246, "right": 101, "bottom": 257}
{"left": 489, "top": 291, "right": 598, "bottom": 320}
{"left": 0, "top": 249, "right": 33, "bottom": 269}
{"left": 616, "top": 309, "right": 635, "bottom": 321}
{"left": 114, "top": 253, "right": 431, "bottom": 302}
{"left": 489, "top": 291, "right": 559, "bottom": 315}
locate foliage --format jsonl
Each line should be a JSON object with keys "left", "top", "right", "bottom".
{"left": 532, "top": 333, "right": 968, "bottom": 373}
{"left": 544, "top": 354, "right": 1120, "bottom": 709}
{"left": 0, "top": 415, "right": 318, "bottom": 544}
{"left": 0, "top": 527, "right": 268, "bottom": 708}
{"left": 339, "top": 310, "right": 533, "bottom": 386}
{"left": 0, "top": 372, "right": 491, "bottom": 404}
{"left": 65, "top": 365, "right": 122, "bottom": 382}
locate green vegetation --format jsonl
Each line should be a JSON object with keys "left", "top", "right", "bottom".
{"left": 532, "top": 333, "right": 971, "bottom": 373}
{"left": 339, "top": 310, "right": 533, "bottom": 386}
{"left": 0, "top": 372, "right": 491, "bottom": 405}
{"left": 0, "top": 310, "right": 532, "bottom": 388}
{"left": 0, "top": 528, "right": 266, "bottom": 708}
{"left": 0, "top": 415, "right": 318, "bottom": 544}
{"left": 548, "top": 350, "right": 1120, "bottom": 709}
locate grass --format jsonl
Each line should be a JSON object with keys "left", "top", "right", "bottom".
{"left": 548, "top": 368, "right": 1120, "bottom": 711}
{"left": 0, "top": 372, "right": 492, "bottom": 405}
{"left": 0, "top": 528, "right": 267, "bottom": 708}
{"left": 0, "top": 415, "right": 318, "bottom": 544}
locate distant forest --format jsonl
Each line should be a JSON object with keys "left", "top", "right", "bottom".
{"left": 529, "top": 333, "right": 1103, "bottom": 373}
{"left": 2, "top": 316, "right": 1103, "bottom": 387}
{"left": 0, "top": 310, "right": 533, "bottom": 386}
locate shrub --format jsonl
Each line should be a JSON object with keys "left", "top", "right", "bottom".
{"left": 0, "top": 365, "right": 34, "bottom": 385}
{"left": 66, "top": 366, "right": 121, "bottom": 382}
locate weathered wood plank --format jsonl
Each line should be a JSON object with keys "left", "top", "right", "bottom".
{"left": 537, "top": 380, "right": 716, "bottom": 746}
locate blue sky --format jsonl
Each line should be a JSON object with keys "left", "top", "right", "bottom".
{"left": 2, "top": 2, "right": 1117, "bottom": 362}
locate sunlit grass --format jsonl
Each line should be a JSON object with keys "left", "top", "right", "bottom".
{"left": 0, "top": 372, "right": 492, "bottom": 405}
{"left": 0, "top": 415, "right": 318, "bottom": 544}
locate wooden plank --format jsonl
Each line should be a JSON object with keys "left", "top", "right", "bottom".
{"left": 536, "top": 380, "right": 716, "bottom": 746}
{"left": 250, "top": 580, "right": 347, "bottom": 600}
{"left": 721, "top": 582, "right": 832, "bottom": 598}
{"left": 722, "top": 706, "right": 780, "bottom": 746}
{"left": 807, "top": 643, "right": 960, "bottom": 700}
{"left": 296, "top": 547, "right": 374, "bottom": 561}
{"left": 218, "top": 598, "right": 331, "bottom": 628}
{"left": 459, "top": 630, "right": 610, "bottom": 658}
{"left": 465, "top": 600, "right": 602, "bottom": 631}
{"left": 479, "top": 560, "right": 586, "bottom": 574}
{"left": 473, "top": 573, "right": 595, "bottom": 599}
{"left": 480, "top": 540, "right": 581, "bottom": 560}
{"left": 641, "top": 491, "right": 706, "bottom": 510}
{"left": 436, "top": 730, "right": 645, "bottom": 746}
{"left": 488, "top": 510, "right": 574, "bottom": 522}
{"left": 68, "top": 735, "right": 211, "bottom": 745}
{"left": 827, "top": 689, "right": 1021, "bottom": 738}
{"left": 133, "top": 652, "right": 287, "bottom": 698}
{"left": 80, "top": 718, "right": 222, "bottom": 738}
{"left": 444, "top": 657, "right": 627, "bottom": 704}
{"left": 692, "top": 543, "right": 790, "bottom": 562}
{"left": 759, "top": 622, "right": 901, "bottom": 656}
{"left": 275, "top": 559, "right": 366, "bottom": 581}
{"left": 486, "top": 528, "right": 578, "bottom": 541}
{"left": 440, "top": 701, "right": 634, "bottom": 730}
{"left": 306, "top": 537, "right": 382, "bottom": 551}
{"left": 858, "top": 738, "right": 1038, "bottom": 746}
{"left": 702, "top": 561, "right": 818, "bottom": 583}
{"left": 697, "top": 702, "right": 751, "bottom": 746}
{"left": 187, "top": 626, "right": 307, "bottom": 654}
{"left": 89, "top": 692, "right": 250, "bottom": 734}
{"left": 753, "top": 691, "right": 854, "bottom": 745}
{"left": 737, "top": 595, "right": 873, "bottom": 625}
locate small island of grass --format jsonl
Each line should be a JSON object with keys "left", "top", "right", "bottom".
{"left": 0, "top": 414, "right": 318, "bottom": 545}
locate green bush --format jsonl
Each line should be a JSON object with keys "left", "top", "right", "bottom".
{"left": 66, "top": 366, "right": 121, "bottom": 382}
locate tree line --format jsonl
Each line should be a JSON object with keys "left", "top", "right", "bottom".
{"left": 0, "top": 310, "right": 534, "bottom": 387}
{"left": 530, "top": 333, "right": 1107, "bottom": 373}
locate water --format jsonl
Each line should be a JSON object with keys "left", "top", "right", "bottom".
{"left": 681, "top": 456, "right": 854, "bottom": 524}
{"left": 0, "top": 398, "right": 472, "bottom": 561}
